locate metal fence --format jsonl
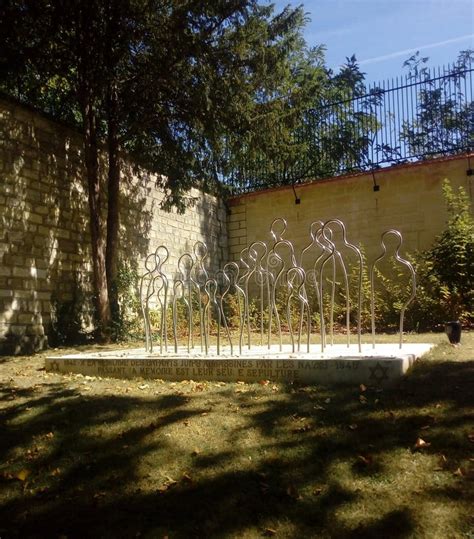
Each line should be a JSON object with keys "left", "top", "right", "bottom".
{"left": 227, "top": 61, "right": 474, "bottom": 193}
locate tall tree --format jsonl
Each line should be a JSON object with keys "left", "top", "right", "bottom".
{"left": 0, "top": 0, "right": 323, "bottom": 339}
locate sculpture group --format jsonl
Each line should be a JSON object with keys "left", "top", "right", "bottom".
{"left": 140, "top": 218, "right": 416, "bottom": 355}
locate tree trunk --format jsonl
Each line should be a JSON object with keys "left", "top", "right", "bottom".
{"left": 84, "top": 99, "right": 111, "bottom": 341}
{"left": 106, "top": 84, "right": 120, "bottom": 325}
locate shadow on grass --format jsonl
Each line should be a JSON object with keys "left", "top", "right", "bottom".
{"left": 0, "top": 357, "right": 473, "bottom": 538}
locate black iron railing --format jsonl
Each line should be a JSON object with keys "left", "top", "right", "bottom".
{"left": 227, "top": 61, "right": 474, "bottom": 193}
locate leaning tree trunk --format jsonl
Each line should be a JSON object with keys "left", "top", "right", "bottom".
{"left": 83, "top": 100, "right": 111, "bottom": 341}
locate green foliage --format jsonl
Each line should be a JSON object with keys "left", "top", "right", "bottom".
{"left": 50, "top": 273, "right": 93, "bottom": 345}
{"left": 111, "top": 262, "right": 142, "bottom": 342}
{"left": 373, "top": 180, "right": 474, "bottom": 330}
{"left": 401, "top": 50, "right": 474, "bottom": 157}
{"left": 423, "top": 180, "right": 474, "bottom": 322}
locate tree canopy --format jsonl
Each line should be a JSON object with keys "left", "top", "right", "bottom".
{"left": 0, "top": 0, "right": 333, "bottom": 338}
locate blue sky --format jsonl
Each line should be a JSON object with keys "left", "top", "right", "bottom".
{"left": 270, "top": 0, "right": 474, "bottom": 84}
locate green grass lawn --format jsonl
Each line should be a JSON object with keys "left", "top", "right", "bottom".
{"left": 1, "top": 333, "right": 473, "bottom": 538}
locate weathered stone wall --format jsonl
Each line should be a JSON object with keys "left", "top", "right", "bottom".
{"left": 227, "top": 155, "right": 474, "bottom": 265}
{"left": 0, "top": 97, "right": 227, "bottom": 354}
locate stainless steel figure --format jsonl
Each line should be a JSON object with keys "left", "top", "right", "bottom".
{"left": 203, "top": 278, "right": 220, "bottom": 355}
{"left": 177, "top": 253, "right": 194, "bottom": 352}
{"left": 140, "top": 253, "right": 158, "bottom": 352}
{"left": 193, "top": 241, "right": 209, "bottom": 352}
{"left": 217, "top": 265, "right": 238, "bottom": 355}
{"left": 321, "top": 220, "right": 363, "bottom": 353}
{"left": 154, "top": 245, "right": 169, "bottom": 352}
{"left": 299, "top": 221, "right": 324, "bottom": 345}
{"left": 172, "top": 279, "right": 185, "bottom": 352}
{"left": 370, "top": 230, "right": 416, "bottom": 349}
{"left": 248, "top": 241, "right": 268, "bottom": 347}
{"left": 286, "top": 266, "right": 311, "bottom": 353}
{"left": 238, "top": 246, "right": 252, "bottom": 351}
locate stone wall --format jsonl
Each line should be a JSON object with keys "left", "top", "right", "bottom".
{"left": 0, "top": 97, "right": 227, "bottom": 354}
{"left": 227, "top": 154, "right": 474, "bottom": 265}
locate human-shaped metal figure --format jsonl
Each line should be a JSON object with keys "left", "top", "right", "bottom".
{"left": 238, "top": 246, "right": 252, "bottom": 351}
{"left": 172, "top": 279, "right": 186, "bottom": 352}
{"left": 177, "top": 252, "right": 195, "bottom": 351}
{"left": 269, "top": 239, "right": 299, "bottom": 351}
{"left": 247, "top": 241, "right": 268, "bottom": 347}
{"left": 370, "top": 229, "right": 416, "bottom": 349}
{"left": 140, "top": 253, "right": 158, "bottom": 352}
{"left": 193, "top": 241, "right": 209, "bottom": 352}
{"left": 154, "top": 245, "right": 169, "bottom": 352}
{"left": 203, "top": 278, "right": 221, "bottom": 355}
{"left": 320, "top": 219, "right": 363, "bottom": 353}
{"left": 220, "top": 262, "right": 245, "bottom": 354}
{"left": 286, "top": 266, "right": 311, "bottom": 353}
{"left": 299, "top": 221, "right": 324, "bottom": 341}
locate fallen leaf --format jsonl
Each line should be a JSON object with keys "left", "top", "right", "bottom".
{"left": 349, "top": 424, "right": 358, "bottom": 430}
{"left": 259, "top": 380, "right": 270, "bottom": 386}
{"left": 312, "top": 487, "right": 323, "bottom": 495}
{"left": 271, "top": 385, "right": 279, "bottom": 392}
{"left": 359, "top": 395, "right": 368, "bottom": 404}
{"left": 263, "top": 528, "right": 277, "bottom": 536}
{"left": 45, "top": 432, "right": 54, "bottom": 439}
{"left": 414, "top": 437, "right": 431, "bottom": 450}
{"left": 138, "top": 384, "right": 149, "bottom": 390}
{"left": 357, "top": 455, "right": 373, "bottom": 466}
{"left": 182, "top": 473, "right": 194, "bottom": 484}
{"left": 292, "top": 424, "right": 312, "bottom": 433}
{"left": 51, "top": 468, "right": 61, "bottom": 476}
{"left": 157, "top": 479, "right": 178, "bottom": 493}
{"left": 420, "top": 425, "right": 431, "bottom": 430}
{"left": 453, "top": 467, "right": 464, "bottom": 477}
{"left": 324, "top": 398, "right": 331, "bottom": 404}
{"left": 16, "top": 469, "right": 30, "bottom": 481}
{"left": 434, "top": 454, "right": 448, "bottom": 471}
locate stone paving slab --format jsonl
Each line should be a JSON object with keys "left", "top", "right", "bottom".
{"left": 46, "top": 343, "right": 435, "bottom": 387}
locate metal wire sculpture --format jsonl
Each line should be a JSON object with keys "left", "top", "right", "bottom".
{"left": 139, "top": 221, "right": 416, "bottom": 355}
{"left": 370, "top": 230, "right": 416, "bottom": 349}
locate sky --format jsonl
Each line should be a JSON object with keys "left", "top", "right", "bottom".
{"left": 270, "top": 0, "right": 474, "bottom": 85}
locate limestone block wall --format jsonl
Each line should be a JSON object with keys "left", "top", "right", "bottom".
{"left": 227, "top": 155, "right": 474, "bottom": 267}
{"left": 0, "top": 97, "right": 227, "bottom": 354}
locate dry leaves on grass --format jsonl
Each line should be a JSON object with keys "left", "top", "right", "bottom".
{"left": 413, "top": 437, "right": 431, "bottom": 450}
{"left": 16, "top": 469, "right": 30, "bottom": 481}
{"left": 357, "top": 454, "right": 373, "bottom": 467}
{"left": 263, "top": 528, "right": 277, "bottom": 536}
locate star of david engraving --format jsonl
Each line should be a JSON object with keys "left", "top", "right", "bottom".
{"left": 368, "top": 361, "right": 389, "bottom": 383}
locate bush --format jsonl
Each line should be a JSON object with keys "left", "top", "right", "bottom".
{"left": 378, "top": 180, "right": 474, "bottom": 331}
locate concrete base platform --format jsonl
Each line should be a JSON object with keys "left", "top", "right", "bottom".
{"left": 45, "top": 343, "right": 435, "bottom": 387}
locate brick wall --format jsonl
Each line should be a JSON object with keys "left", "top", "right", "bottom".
{"left": 227, "top": 155, "right": 474, "bottom": 266}
{"left": 0, "top": 98, "right": 227, "bottom": 354}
